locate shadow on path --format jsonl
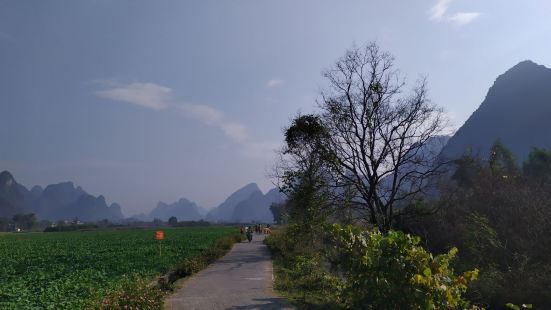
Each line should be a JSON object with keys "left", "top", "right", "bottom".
{"left": 227, "top": 297, "right": 291, "bottom": 310}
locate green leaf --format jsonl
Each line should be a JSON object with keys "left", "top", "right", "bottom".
{"left": 423, "top": 267, "right": 432, "bottom": 277}
{"left": 506, "top": 303, "right": 521, "bottom": 310}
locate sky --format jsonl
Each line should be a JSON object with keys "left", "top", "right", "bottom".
{"left": 1, "top": 0, "right": 550, "bottom": 215}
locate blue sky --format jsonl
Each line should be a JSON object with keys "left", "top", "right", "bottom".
{"left": 1, "top": 0, "right": 550, "bottom": 215}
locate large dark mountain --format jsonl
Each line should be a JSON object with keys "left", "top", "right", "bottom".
{"left": 51, "top": 195, "right": 124, "bottom": 222}
{"left": 231, "top": 187, "right": 286, "bottom": 223}
{"left": 148, "top": 198, "right": 205, "bottom": 221}
{"left": 441, "top": 60, "right": 551, "bottom": 161}
{"left": 0, "top": 171, "right": 27, "bottom": 218}
{"left": 206, "top": 183, "right": 261, "bottom": 222}
{"left": 33, "top": 182, "right": 87, "bottom": 219}
{"left": 0, "top": 170, "right": 124, "bottom": 222}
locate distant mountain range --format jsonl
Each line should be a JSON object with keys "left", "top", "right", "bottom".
{"left": 0, "top": 171, "right": 123, "bottom": 222}
{"left": 440, "top": 60, "right": 551, "bottom": 161}
{"left": 129, "top": 183, "right": 285, "bottom": 223}
{"left": 0, "top": 170, "right": 285, "bottom": 224}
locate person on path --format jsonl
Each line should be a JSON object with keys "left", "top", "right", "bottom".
{"left": 246, "top": 226, "right": 253, "bottom": 242}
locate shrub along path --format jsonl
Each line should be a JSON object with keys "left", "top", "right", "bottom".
{"left": 164, "top": 233, "right": 293, "bottom": 310}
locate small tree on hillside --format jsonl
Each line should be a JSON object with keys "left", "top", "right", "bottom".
{"left": 168, "top": 216, "right": 178, "bottom": 226}
{"left": 489, "top": 139, "right": 519, "bottom": 177}
{"left": 523, "top": 147, "right": 551, "bottom": 184}
{"left": 269, "top": 202, "right": 288, "bottom": 224}
{"left": 13, "top": 213, "right": 37, "bottom": 230}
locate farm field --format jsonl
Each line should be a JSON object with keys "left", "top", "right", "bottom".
{"left": 0, "top": 226, "right": 237, "bottom": 309}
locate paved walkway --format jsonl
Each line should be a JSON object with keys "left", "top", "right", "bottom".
{"left": 164, "top": 234, "right": 293, "bottom": 310}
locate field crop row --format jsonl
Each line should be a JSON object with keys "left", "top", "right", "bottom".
{"left": 0, "top": 227, "right": 237, "bottom": 309}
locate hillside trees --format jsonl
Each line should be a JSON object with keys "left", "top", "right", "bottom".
{"left": 272, "top": 42, "right": 551, "bottom": 309}
{"left": 13, "top": 213, "right": 37, "bottom": 230}
{"left": 400, "top": 143, "right": 551, "bottom": 307}
{"left": 489, "top": 139, "right": 519, "bottom": 177}
{"left": 522, "top": 147, "right": 551, "bottom": 184}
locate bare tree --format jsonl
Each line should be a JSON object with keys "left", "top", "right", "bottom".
{"left": 319, "top": 42, "right": 448, "bottom": 232}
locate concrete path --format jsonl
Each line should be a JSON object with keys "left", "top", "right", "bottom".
{"left": 164, "top": 234, "right": 293, "bottom": 310}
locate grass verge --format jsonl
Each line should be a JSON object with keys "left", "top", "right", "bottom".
{"left": 264, "top": 228, "right": 342, "bottom": 310}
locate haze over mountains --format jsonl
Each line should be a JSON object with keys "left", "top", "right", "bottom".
{"left": 0, "top": 170, "right": 285, "bottom": 223}
{"left": 2, "top": 61, "right": 551, "bottom": 223}
{"left": 130, "top": 198, "right": 206, "bottom": 222}
{"left": 128, "top": 183, "right": 285, "bottom": 223}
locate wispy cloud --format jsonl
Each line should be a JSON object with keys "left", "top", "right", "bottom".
{"left": 429, "top": 0, "right": 452, "bottom": 21}
{"left": 96, "top": 83, "right": 171, "bottom": 110}
{"left": 178, "top": 103, "right": 249, "bottom": 142}
{"left": 242, "top": 141, "right": 281, "bottom": 159}
{"left": 448, "top": 12, "right": 481, "bottom": 26}
{"left": 220, "top": 122, "right": 249, "bottom": 143}
{"left": 95, "top": 81, "right": 271, "bottom": 149}
{"left": 266, "top": 79, "right": 284, "bottom": 88}
{"left": 179, "top": 103, "right": 223, "bottom": 124}
{"left": 429, "top": 0, "right": 480, "bottom": 26}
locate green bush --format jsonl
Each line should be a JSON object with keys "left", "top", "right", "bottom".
{"left": 328, "top": 224, "right": 479, "bottom": 309}
{"left": 266, "top": 228, "right": 342, "bottom": 308}
{"left": 277, "top": 255, "right": 342, "bottom": 303}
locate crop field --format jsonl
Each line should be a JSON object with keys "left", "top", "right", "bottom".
{"left": 0, "top": 227, "right": 237, "bottom": 309}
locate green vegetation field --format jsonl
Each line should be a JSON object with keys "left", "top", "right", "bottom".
{"left": 0, "top": 227, "right": 237, "bottom": 309}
